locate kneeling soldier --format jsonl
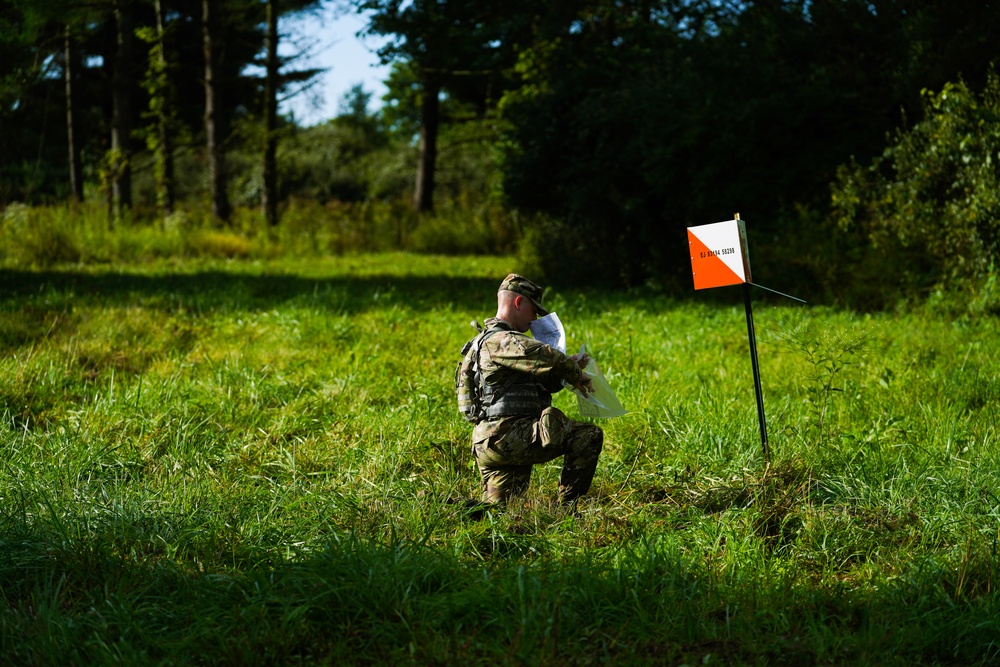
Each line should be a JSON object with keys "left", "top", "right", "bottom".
{"left": 467, "top": 274, "right": 604, "bottom": 505}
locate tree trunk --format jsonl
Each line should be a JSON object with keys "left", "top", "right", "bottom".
{"left": 154, "top": 0, "right": 175, "bottom": 219}
{"left": 203, "top": 0, "right": 230, "bottom": 223}
{"left": 111, "top": 0, "right": 136, "bottom": 221}
{"left": 64, "top": 25, "right": 83, "bottom": 204}
{"left": 262, "top": 0, "right": 279, "bottom": 227}
{"left": 413, "top": 79, "right": 440, "bottom": 214}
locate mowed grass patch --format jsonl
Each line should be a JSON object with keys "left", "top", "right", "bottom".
{"left": 1, "top": 255, "right": 999, "bottom": 665}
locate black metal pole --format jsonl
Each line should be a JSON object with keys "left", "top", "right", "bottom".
{"left": 742, "top": 282, "right": 770, "bottom": 463}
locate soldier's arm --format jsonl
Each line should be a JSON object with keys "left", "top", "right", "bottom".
{"left": 487, "top": 332, "right": 583, "bottom": 385}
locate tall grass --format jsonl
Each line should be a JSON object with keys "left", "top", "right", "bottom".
{"left": 1, "top": 253, "right": 999, "bottom": 664}
{"left": 0, "top": 199, "right": 519, "bottom": 268}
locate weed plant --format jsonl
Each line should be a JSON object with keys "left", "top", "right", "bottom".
{"left": 1, "top": 254, "right": 999, "bottom": 665}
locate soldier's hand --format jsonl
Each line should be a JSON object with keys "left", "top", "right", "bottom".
{"left": 573, "top": 376, "right": 594, "bottom": 395}
{"left": 571, "top": 352, "right": 590, "bottom": 369}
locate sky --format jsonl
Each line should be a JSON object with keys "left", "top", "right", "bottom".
{"left": 278, "top": 6, "right": 392, "bottom": 126}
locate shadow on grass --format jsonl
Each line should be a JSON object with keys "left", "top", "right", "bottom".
{"left": 1, "top": 514, "right": 998, "bottom": 666}
{"left": 0, "top": 268, "right": 504, "bottom": 315}
{"left": 0, "top": 264, "right": 760, "bottom": 319}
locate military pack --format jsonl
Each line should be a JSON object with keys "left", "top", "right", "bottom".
{"left": 455, "top": 321, "right": 501, "bottom": 423}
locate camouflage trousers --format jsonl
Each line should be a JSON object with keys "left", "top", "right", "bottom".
{"left": 472, "top": 406, "right": 604, "bottom": 504}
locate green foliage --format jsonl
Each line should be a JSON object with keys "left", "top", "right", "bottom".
{"left": 499, "top": 15, "right": 677, "bottom": 288}
{"left": 379, "top": 60, "right": 423, "bottom": 139}
{"left": 0, "top": 200, "right": 520, "bottom": 266}
{"left": 0, "top": 0, "right": 319, "bottom": 208}
{"left": 355, "top": 0, "right": 531, "bottom": 108}
{"left": 8, "top": 0, "right": 999, "bottom": 316}
{"left": 774, "top": 318, "right": 872, "bottom": 445}
{"left": 278, "top": 88, "right": 507, "bottom": 237}
{"left": 500, "top": 1, "right": 1000, "bottom": 293}
{"left": 407, "top": 197, "right": 519, "bottom": 255}
{"left": 0, "top": 202, "right": 81, "bottom": 266}
{"left": 831, "top": 72, "right": 1000, "bottom": 310}
{"left": 278, "top": 119, "right": 395, "bottom": 203}
{"left": 262, "top": 198, "right": 416, "bottom": 255}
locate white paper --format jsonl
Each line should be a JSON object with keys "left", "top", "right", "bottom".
{"left": 529, "top": 312, "right": 566, "bottom": 353}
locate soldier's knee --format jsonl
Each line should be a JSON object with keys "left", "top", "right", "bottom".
{"left": 589, "top": 426, "right": 604, "bottom": 453}
{"left": 570, "top": 426, "right": 603, "bottom": 463}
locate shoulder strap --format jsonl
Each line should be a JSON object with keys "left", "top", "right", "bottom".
{"left": 475, "top": 323, "right": 509, "bottom": 355}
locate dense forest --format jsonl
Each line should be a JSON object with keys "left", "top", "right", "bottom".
{"left": 2, "top": 0, "right": 999, "bottom": 308}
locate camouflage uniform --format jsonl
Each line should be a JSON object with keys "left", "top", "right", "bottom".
{"left": 471, "top": 316, "right": 604, "bottom": 505}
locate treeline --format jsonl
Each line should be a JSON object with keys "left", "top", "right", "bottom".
{"left": 492, "top": 0, "right": 1000, "bottom": 307}
{"left": 2, "top": 1, "right": 1000, "bottom": 309}
{"left": 1, "top": 0, "right": 327, "bottom": 222}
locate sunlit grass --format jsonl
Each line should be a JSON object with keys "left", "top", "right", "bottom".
{"left": 1, "top": 255, "right": 998, "bottom": 664}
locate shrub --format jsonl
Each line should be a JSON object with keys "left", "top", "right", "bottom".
{"left": 1, "top": 202, "right": 81, "bottom": 266}
{"left": 830, "top": 70, "right": 1000, "bottom": 309}
{"left": 0, "top": 196, "right": 519, "bottom": 268}
{"left": 188, "top": 230, "right": 253, "bottom": 259}
{"left": 408, "top": 199, "right": 520, "bottom": 256}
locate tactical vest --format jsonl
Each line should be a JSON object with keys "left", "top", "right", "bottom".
{"left": 479, "top": 330, "right": 550, "bottom": 419}
{"left": 456, "top": 324, "right": 501, "bottom": 423}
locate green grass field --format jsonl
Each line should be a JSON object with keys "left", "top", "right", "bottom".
{"left": 1, "top": 254, "right": 998, "bottom": 665}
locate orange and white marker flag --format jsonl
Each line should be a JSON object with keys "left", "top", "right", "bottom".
{"left": 687, "top": 219, "right": 753, "bottom": 290}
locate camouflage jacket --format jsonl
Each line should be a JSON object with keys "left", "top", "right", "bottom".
{"left": 472, "top": 318, "right": 583, "bottom": 437}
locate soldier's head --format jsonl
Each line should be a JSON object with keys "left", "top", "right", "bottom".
{"left": 497, "top": 273, "right": 547, "bottom": 331}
